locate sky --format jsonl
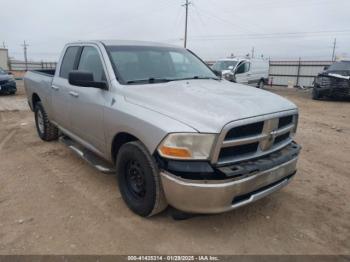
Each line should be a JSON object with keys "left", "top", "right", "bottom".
{"left": 1, "top": 0, "right": 349, "bottom": 62}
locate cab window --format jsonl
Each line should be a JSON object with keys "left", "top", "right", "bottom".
{"left": 236, "top": 62, "right": 250, "bottom": 74}
{"left": 78, "top": 46, "right": 106, "bottom": 82}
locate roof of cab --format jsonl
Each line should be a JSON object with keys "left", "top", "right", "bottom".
{"left": 67, "top": 40, "right": 181, "bottom": 48}
{"left": 217, "top": 58, "right": 246, "bottom": 62}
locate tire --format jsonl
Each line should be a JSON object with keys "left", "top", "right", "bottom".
{"left": 257, "top": 80, "right": 264, "bottom": 89}
{"left": 312, "top": 88, "right": 322, "bottom": 100}
{"left": 34, "top": 101, "right": 59, "bottom": 141}
{"left": 116, "top": 141, "right": 167, "bottom": 217}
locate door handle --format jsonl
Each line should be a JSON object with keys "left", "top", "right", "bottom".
{"left": 69, "top": 91, "right": 79, "bottom": 98}
{"left": 51, "top": 85, "right": 59, "bottom": 91}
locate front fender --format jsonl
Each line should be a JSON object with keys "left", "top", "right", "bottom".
{"left": 104, "top": 96, "right": 196, "bottom": 162}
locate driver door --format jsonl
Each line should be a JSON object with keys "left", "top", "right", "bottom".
{"left": 235, "top": 62, "right": 250, "bottom": 85}
{"left": 68, "top": 45, "right": 109, "bottom": 155}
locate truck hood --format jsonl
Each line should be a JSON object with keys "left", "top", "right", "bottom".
{"left": 124, "top": 79, "right": 297, "bottom": 133}
{"left": 319, "top": 70, "right": 350, "bottom": 79}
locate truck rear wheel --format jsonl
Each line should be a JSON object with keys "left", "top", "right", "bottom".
{"left": 34, "top": 102, "right": 59, "bottom": 141}
{"left": 116, "top": 141, "right": 167, "bottom": 217}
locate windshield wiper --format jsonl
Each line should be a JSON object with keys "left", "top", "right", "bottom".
{"left": 193, "top": 76, "right": 220, "bottom": 80}
{"left": 126, "top": 76, "right": 220, "bottom": 84}
{"left": 126, "top": 78, "right": 172, "bottom": 84}
{"left": 172, "top": 76, "right": 220, "bottom": 81}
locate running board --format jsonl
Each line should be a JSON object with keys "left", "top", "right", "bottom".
{"left": 59, "top": 136, "right": 116, "bottom": 174}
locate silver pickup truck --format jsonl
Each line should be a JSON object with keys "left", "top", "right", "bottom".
{"left": 24, "top": 40, "right": 301, "bottom": 217}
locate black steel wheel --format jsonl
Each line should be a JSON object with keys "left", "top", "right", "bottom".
{"left": 116, "top": 141, "right": 167, "bottom": 217}
{"left": 125, "top": 160, "right": 147, "bottom": 199}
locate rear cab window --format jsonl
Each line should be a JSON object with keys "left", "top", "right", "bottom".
{"left": 59, "top": 46, "right": 80, "bottom": 79}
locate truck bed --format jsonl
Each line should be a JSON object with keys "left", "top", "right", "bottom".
{"left": 24, "top": 70, "right": 55, "bottom": 112}
{"left": 31, "top": 69, "right": 56, "bottom": 76}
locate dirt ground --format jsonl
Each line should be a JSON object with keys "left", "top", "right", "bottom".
{"left": 0, "top": 81, "right": 349, "bottom": 255}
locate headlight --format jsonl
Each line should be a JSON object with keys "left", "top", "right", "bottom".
{"left": 223, "top": 72, "right": 233, "bottom": 80}
{"left": 157, "top": 133, "right": 216, "bottom": 160}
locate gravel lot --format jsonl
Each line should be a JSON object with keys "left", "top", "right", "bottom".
{"left": 0, "top": 81, "right": 349, "bottom": 255}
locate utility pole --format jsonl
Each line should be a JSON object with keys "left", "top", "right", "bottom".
{"left": 22, "top": 40, "right": 29, "bottom": 71}
{"left": 331, "top": 38, "right": 337, "bottom": 62}
{"left": 183, "top": 0, "right": 191, "bottom": 48}
{"left": 251, "top": 47, "right": 255, "bottom": 59}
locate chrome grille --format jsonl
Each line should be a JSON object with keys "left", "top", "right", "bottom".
{"left": 211, "top": 110, "right": 298, "bottom": 166}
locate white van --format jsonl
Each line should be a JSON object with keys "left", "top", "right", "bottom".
{"left": 212, "top": 58, "right": 269, "bottom": 88}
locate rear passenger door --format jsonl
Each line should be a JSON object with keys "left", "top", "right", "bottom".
{"left": 51, "top": 46, "right": 80, "bottom": 129}
{"left": 68, "top": 45, "right": 109, "bottom": 155}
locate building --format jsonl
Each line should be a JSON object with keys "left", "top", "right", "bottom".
{"left": 0, "top": 48, "right": 9, "bottom": 70}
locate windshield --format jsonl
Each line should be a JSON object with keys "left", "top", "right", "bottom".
{"left": 106, "top": 45, "right": 217, "bottom": 84}
{"left": 0, "top": 68, "right": 6, "bottom": 75}
{"left": 212, "top": 61, "right": 238, "bottom": 71}
{"left": 328, "top": 61, "right": 350, "bottom": 71}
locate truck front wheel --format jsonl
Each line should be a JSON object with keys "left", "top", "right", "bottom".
{"left": 34, "top": 102, "right": 59, "bottom": 141}
{"left": 116, "top": 141, "right": 167, "bottom": 217}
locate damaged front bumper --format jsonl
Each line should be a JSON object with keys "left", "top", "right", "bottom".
{"left": 160, "top": 143, "right": 300, "bottom": 214}
{"left": 314, "top": 74, "right": 350, "bottom": 98}
{"left": 0, "top": 80, "right": 17, "bottom": 94}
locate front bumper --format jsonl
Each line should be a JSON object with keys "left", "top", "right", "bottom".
{"left": 160, "top": 155, "right": 298, "bottom": 214}
{"left": 314, "top": 76, "right": 350, "bottom": 98}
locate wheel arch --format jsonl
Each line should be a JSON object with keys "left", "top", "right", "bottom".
{"left": 32, "top": 93, "right": 41, "bottom": 109}
{"left": 111, "top": 132, "right": 140, "bottom": 164}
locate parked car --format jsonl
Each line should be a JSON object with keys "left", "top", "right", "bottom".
{"left": 24, "top": 40, "right": 300, "bottom": 218}
{"left": 313, "top": 60, "right": 350, "bottom": 100}
{"left": 0, "top": 67, "right": 17, "bottom": 95}
{"left": 212, "top": 58, "right": 269, "bottom": 88}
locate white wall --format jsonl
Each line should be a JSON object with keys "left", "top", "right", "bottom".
{"left": 0, "top": 49, "right": 9, "bottom": 70}
{"left": 269, "top": 60, "right": 333, "bottom": 87}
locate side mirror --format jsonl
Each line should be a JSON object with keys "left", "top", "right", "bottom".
{"left": 68, "top": 71, "right": 107, "bottom": 89}
{"left": 7, "top": 71, "right": 13, "bottom": 75}
{"left": 323, "top": 66, "right": 329, "bottom": 71}
{"left": 212, "top": 70, "right": 222, "bottom": 78}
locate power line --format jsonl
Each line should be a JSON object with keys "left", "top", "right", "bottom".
{"left": 187, "top": 29, "right": 350, "bottom": 40}
{"left": 194, "top": 6, "right": 257, "bottom": 34}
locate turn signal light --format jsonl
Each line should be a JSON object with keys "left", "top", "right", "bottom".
{"left": 159, "top": 146, "right": 192, "bottom": 158}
